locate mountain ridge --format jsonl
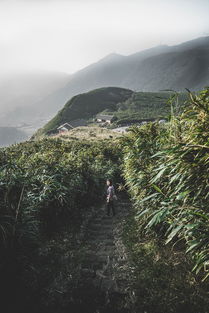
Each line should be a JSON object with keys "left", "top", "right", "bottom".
{"left": 34, "top": 36, "right": 209, "bottom": 118}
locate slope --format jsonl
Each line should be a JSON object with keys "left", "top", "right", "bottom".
{"left": 34, "top": 36, "right": 209, "bottom": 118}
{"left": 36, "top": 87, "right": 133, "bottom": 136}
{"left": 36, "top": 86, "right": 187, "bottom": 137}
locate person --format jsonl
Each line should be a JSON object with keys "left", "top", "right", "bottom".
{"left": 106, "top": 179, "right": 116, "bottom": 216}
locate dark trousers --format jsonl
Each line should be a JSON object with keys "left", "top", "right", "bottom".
{"left": 107, "top": 200, "right": 115, "bottom": 216}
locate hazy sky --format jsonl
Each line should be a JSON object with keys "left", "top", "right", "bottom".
{"left": 0, "top": 0, "right": 209, "bottom": 75}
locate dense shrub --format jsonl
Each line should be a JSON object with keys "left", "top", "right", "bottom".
{"left": 0, "top": 137, "right": 123, "bottom": 311}
{"left": 0, "top": 137, "right": 122, "bottom": 273}
{"left": 121, "top": 88, "right": 209, "bottom": 281}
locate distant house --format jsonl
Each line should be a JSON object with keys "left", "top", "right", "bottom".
{"left": 96, "top": 114, "right": 114, "bottom": 124}
{"left": 141, "top": 121, "right": 148, "bottom": 125}
{"left": 158, "top": 119, "right": 166, "bottom": 124}
{"left": 57, "top": 123, "right": 74, "bottom": 133}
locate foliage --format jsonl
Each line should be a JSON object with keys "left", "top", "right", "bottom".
{"left": 121, "top": 88, "right": 209, "bottom": 280}
{"left": 36, "top": 87, "right": 133, "bottom": 136}
{"left": 0, "top": 136, "right": 123, "bottom": 311}
{"left": 122, "top": 213, "right": 209, "bottom": 313}
{"left": 1, "top": 87, "right": 209, "bottom": 311}
{"left": 113, "top": 91, "right": 187, "bottom": 126}
{"left": 0, "top": 137, "right": 122, "bottom": 242}
{"left": 35, "top": 88, "right": 187, "bottom": 138}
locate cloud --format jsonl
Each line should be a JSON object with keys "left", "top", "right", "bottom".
{"left": 0, "top": 0, "right": 209, "bottom": 73}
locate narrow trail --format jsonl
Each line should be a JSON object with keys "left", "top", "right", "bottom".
{"left": 78, "top": 197, "right": 134, "bottom": 311}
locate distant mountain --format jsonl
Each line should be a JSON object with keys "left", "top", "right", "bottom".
{"left": 1, "top": 36, "right": 208, "bottom": 138}
{"left": 34, "top": 36, "right": 209, "bottom": 119}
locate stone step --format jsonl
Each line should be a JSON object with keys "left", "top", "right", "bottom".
{"left": 80, "top": 268, "right": 96, "bottom": 278}
{"left": 88, "top": 218, "right": 113, "bottom": 228}
{"left": 81, "top": 260, "right": 104, "bottom": 270}
{"left": 84, "top": 248, "right": 113, "bottom": 256}
{"left": 88, "top": 234, "right": 114, "bottom": 241}
{"left": 88, "top": 231, "right": 113, "bottom": 238}
{"left": 100, "top": 278, "right": 118, "bottom": 292}
{"left": 99, "top": 245, "right": 115, "bottom": 252}
{"left": 88, "top": 225, "right": 101, "bottom": 231}
{"left": 84, "top": 254, "right": 111, "bottom": 264}
{"left": 92, "top": 218, "right": 102, "bottom": 223}
{"left": 99, "top": 249, "right": 115, "bottom": 256}
{"left": 89, "top": 223, "right": 102, "bottom": 228}
{"left": 88, "top": 226, "right": 113, "bottom": 233}
{"left": 89, "top": 239, "right": 115, "bottom": 246}
{"left": 101, "top": 217, "right": 114, "bottom": 222}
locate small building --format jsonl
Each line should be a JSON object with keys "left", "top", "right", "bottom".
{"left": 141, "top": 121, "right": 148, "bottom": 125}
{"left": 57, "top": 123, "right": 74, "bottom": 133}
{"left": 95, "top": 114, "right": 114, "bottom": 124}
{"left": 158, "top": 119, "right": 166, "bottom": 124}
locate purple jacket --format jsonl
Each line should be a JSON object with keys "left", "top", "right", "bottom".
{"left": 107, "top": 185, "right": 115, "bottom": 200}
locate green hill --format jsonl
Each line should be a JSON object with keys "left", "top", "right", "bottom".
{"left": 112, "top": 90, "right": 187, "bottom": 125}
{"left": 36, "top": 87, "right": 133, "bottom": 136}
{"left": 35, "top": 87, "right": 187, "bottom": 137}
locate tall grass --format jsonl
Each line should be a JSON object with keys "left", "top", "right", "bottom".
{"left": 0, "top": 138, "right": 122, "bottom": 255}
{"left": 121, "top": 88, "right": 209, "bottom": 280}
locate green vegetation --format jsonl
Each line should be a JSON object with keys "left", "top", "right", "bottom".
{"left": 36, "top": 87, "right": 133, "bottom": 137}
{"left": 121, "top": 88, "right": 209, "bottom": 282}
{"left": 0, "top": 136, "right": 122, "bottom": 240}
{"left": 0, "top": 137, "right": 122, "bottom": 312}
{"left": 122, "top": 214, "right": 209, "bottom": 313}
{"left": 35, "top": 87, "right": 187, "bottom": 138}
{"left": 113, "top": 91, "right": 187, "bottom": 125}
{"left": 0, "top": 88, "right": 209, "bottom": 312}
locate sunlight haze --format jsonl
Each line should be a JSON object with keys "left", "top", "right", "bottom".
{"left": 1, "top": 0, "right": 209, "bottom": 75}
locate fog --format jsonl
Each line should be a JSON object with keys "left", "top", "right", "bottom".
{"left": 0, "top": 0, "right": 209, "bottom": 74}
{"left": 0, "top": 0, "right": 209, "bottom": 146}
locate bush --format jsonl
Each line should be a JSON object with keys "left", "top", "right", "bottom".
{"left": 121, "top": 88, "right": 209, "bottom": 281}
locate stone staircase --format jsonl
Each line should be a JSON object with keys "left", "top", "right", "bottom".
{"left": 79, "top": 199, "right": 132, "bottom": 300}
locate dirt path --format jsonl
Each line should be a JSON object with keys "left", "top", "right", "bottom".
{"left": 77, "top": 197, "right": 134, "bottom": 312}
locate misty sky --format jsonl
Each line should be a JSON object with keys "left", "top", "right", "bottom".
{"left": 0, "top": 0, "right": 209, "bottom": 75}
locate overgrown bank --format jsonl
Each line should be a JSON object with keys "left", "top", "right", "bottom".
{"left": 0, "top": 138, "right": 123, "bottom": 312}
{"left": 120, "top": 88, "right": 209, "bottom": 312}
{"left": 0, "top": 88, "right": 209, "bottom": 312}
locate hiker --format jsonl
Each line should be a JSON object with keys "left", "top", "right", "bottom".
{"left": 106, "top": 179, "right": 117, "bottom": 216}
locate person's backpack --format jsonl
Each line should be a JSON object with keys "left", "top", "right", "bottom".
{"left": 112, "top": 186, "right": 118, "bottom": 201}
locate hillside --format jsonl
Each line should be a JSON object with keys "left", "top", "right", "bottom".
{"left": 113, "top": 91, "right": 187, "bottom": 125}
{"left": 35, "top": 87, "right": 187, "bottom": 137}
{"left": 1, "top": 36, "right": 208, "bottom": 140}
{"left": 36, "top": 87, "right": 133, "bottom": 136}
{"left": 34, "top": 36, "right": 209, "bottom": 117}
